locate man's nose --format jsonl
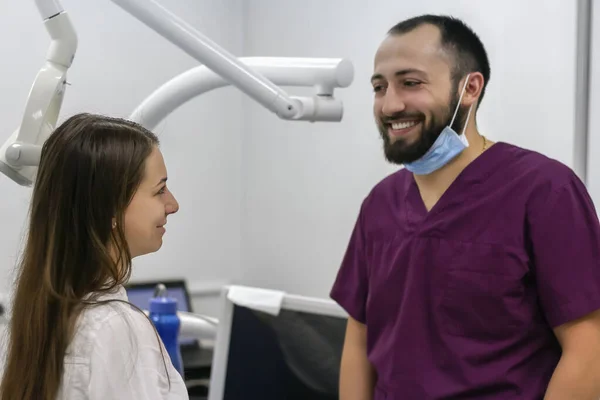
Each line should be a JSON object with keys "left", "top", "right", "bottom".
{"left": 381, "top": 88, "right": 406, "bottom": 117}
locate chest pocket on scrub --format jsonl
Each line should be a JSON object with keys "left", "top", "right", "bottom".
{"left": 438, "top": 241, "right": 529, "bottom": 340}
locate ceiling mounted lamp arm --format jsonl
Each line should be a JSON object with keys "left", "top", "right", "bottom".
{"left": 0, "top": 0, "right": 77, "bottom": 186}
{"left": 111, "top": 0, "right": 352, "bottom": 121}
{"left": 129, "top": 57, "right": 354, "bottom": 130}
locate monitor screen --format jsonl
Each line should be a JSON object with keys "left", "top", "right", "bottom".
{"left": 224, "top": 306, "right": 346, "bottom": 399}
{"left": 125, "top": 284, "right": 195, "bottom": 346}
{"left": 209, "top": 292, "right": 348, "bottom": 400}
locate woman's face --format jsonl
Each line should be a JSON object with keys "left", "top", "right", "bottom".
{"left": 122, "top": 147, "right": 179, "bottom": 258}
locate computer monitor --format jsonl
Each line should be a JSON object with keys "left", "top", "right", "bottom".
{"left": 208, "top": 286, "right": 348, "bottom": 400}
{"left": 125, "top": 279, "right": 197, "bottom": 347}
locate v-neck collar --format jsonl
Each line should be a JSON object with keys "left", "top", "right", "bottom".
{"left": 404, "top": 142, "right": 509, "bottom": 228}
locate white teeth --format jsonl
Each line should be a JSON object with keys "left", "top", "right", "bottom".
{"left": 391, "top": 121, "right": 418, "bottom": 130}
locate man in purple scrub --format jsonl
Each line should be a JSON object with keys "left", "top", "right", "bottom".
{"left": 330, "top": 14, "right": 600, "bottom": 400}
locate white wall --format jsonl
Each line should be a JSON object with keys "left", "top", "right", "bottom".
{"left": 587, "top": 3, "right": 600, "bottom": 214}
{"left": 241, "top": 0, "right": 578, "bottom": 299}
{"left": 0, "top": 0, "right": 245, "bottom": 315}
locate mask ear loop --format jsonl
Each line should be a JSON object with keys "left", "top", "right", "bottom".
{"left": 462, "top": 104, "right": 473, "bottom": 136}
{"left": 450, "top": 73, "right": 471, "bottom": 127}
{"left": 450, "top": 74, "right": 472, "bottom": 146}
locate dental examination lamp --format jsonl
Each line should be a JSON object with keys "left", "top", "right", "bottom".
{"left": 0, "top": 0, "right": 354, "bottom": 187}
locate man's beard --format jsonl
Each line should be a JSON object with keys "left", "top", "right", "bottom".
{"left": 378, "top": 90, "right": 469, "bottom": 165}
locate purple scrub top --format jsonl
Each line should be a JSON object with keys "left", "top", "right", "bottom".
{"left": 330, "top": 142, "right": 600, "bottom": 399}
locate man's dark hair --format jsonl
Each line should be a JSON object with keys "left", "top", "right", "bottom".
{"left": 388, "top": 15, "right": 491, "bottom": 108}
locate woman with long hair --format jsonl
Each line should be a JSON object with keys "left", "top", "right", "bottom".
{"left": 0, "top": 113, "right": 187, "bottom": 399}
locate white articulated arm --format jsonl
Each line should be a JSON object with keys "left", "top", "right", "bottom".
{"left": 112, "top": 0, "right": 353, "bottom": 123}
{"left": 142, "top": 310, "right": 219, "bottom": 341}
{"left": 111, "top": 0, "right": 299, "bottom": 119}
{"left": 178, "top": 311, "right": 218, "bottom": 341}
{"left": 0, "top": 0, "right": 353, "bottom": 186}
{"left": 36, "top": 0, "right": 64, "bottom": 19}
{"left": 130, "top": 57, "right": 354, "bottom": 130}
{"left": 0, "top": 0, "right": 77, "bottom": 186}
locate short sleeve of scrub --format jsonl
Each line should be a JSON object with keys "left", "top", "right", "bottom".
{"left": 528, "top": 172, "right": 600, "bottom": 328}
{"left": 330, "top": 204, "right": 369, "bottom": 324}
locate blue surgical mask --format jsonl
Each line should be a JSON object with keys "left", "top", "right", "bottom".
{"left": 403, "top": 74, "right": 474, "bottom": 175}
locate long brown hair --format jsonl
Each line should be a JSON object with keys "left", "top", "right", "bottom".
{"left": 0, "top": 113, "right": 160, "bottom": 400}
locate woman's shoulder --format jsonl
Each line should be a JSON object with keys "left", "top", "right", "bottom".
{"left": 68, "top": 289, "right": 159, "bottom": 359}
{"left": 67, "top": 299, "right": 167, "bottom": 378}
{"left": 81, "top": 301, "right": 157, "bottom": 345}
{"left": 65, "top": 295, "right": 188, "bottom": 399}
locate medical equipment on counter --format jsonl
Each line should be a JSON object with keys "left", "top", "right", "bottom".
{"left": 177, "top": 310, "right": 218, "bottom": 342}
{"left": 0, "top": 0, "right": 354, "bottom": 186}
{"left": 141, "top": 299, "right": 219, "bottom": 342}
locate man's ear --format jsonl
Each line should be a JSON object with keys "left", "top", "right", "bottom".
{"left": 463, "top": 72, "right": 485, "bottom": 107}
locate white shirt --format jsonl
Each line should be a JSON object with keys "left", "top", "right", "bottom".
{"left": 57, "top": 285, "right": 189, "bottom": 399}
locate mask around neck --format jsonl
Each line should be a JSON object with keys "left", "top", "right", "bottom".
{"left": 403, "top": 74, "right": 473, "bottom": 175}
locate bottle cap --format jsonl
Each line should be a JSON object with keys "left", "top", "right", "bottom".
{"left": 149, "top": 283, "right": 178, "bottom": 314}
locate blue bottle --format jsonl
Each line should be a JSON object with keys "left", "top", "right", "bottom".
{"left": 149, "top": 284, "right": 184, "bottom": 377}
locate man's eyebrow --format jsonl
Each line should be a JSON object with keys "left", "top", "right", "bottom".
{"left": 370, "top": 68, "right": 428, "bottom": 82}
